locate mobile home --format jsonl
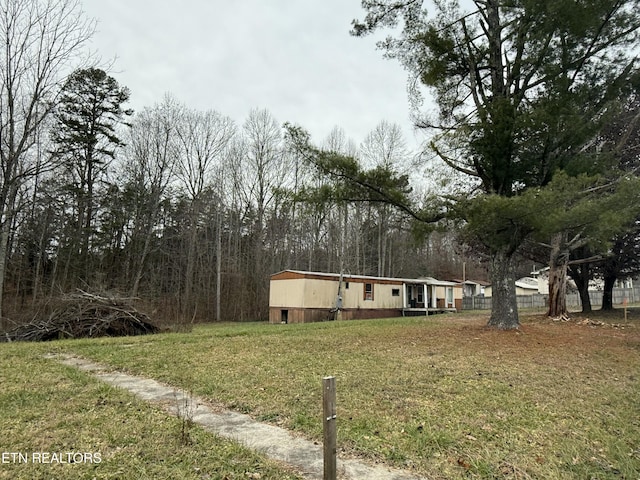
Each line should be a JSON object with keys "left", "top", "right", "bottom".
{"left": 269, "top": 270, "right": 462, "bottom": 324}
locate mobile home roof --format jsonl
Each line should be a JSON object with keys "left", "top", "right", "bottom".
{"left": 270, "top": 270, "right": 459, "bottom": 286}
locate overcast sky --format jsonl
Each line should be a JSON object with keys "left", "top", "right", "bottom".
{"left": 82, "top": 1, "right": 427, "bottom": 150}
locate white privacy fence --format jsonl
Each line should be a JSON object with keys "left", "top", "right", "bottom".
{"left": 462, "top": 287, "right": 640, "bottom": 310}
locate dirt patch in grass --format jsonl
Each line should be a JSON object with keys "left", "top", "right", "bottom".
{"left": 56, "top": 311, "right": 640, "bottom": 479}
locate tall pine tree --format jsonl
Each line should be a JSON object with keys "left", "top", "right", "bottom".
{"left": 51, "top": 67, "right": 132, "bottom": 284}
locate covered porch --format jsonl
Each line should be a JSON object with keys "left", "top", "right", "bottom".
{"left": 402, "top": 278, "right": 458, "bottom": 315}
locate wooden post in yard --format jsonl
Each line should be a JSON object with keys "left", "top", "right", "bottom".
{"left": 323, "top": 376, "right": 337, "bottom": 480}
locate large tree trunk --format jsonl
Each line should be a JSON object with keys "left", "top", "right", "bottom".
{"left": 568, "top": 261, "right": 592, "bottom": 313}
{"left": 601, "top": 274, "right": 616, "bottom": 310}
{"left": 488, "top": 249, "right": 520, "bottom": 329}
{"left": 547, "top": 265, "right": 567, "bottom": 317}
{"left": 547, "top": 233, "right": 569, "bottom": 317}
{"left": 575, "top": 276, "right": 592, "bottom": 313}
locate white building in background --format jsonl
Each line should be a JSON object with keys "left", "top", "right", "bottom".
{"left": 484, "top": 277, "right": 539, "bottom": 298}
{"left": 531, "top": 267, "right": 634, "bottom": 293}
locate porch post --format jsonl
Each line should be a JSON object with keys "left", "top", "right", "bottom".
{"left": 402, "top": 283, "right": 406, "bottom": 309}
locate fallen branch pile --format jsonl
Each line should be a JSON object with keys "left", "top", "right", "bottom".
{"left": 1, "top": 291, "right": 160, "bottom": 342}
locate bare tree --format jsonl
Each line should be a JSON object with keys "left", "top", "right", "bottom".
{"left": 0, "top": 0, "right": 94, "bottom": 320}
{"left": 322, "top": 126, "right": 358, "bottom": 157}
{"left": 360, "top": 121, "right": 411, "bottom": 276}
{"left": 238, "top": 109, "right": 289, "bottom": 229}
{"left": 230, "top": 108, "right": 290, "bottom": 319}
{"left": 122, "top": 95, "right": 181, "bottom": 297}
{"left": 174, "top": 106, "right": 235, "bottom": 320}
{"left": 360, "top": 121, "right": 410, "bottom": 171}
{"left": 175, "top": 108, "right": 235, "bottom": 201}
{"left": 321, "top": 127, "right": 356, "bottom": 274}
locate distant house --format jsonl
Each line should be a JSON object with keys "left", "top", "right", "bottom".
{"left": 269, "top": 270, "right": 463, "bottom": 324}
{"left": 452, "top": 279, "right": 490, "bottom": 297}
{"left": 484, "top": 277, "right": 539, "bottom": 297}
{"left": 531, "top": 267, "right": 634, "bottom": 293}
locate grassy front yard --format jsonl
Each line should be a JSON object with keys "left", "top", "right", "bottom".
{"left": 0, "top": 342, "right": 303, "bottom": 479}
{"left": 2, "top": 310, "right": 639, "bottom": 479}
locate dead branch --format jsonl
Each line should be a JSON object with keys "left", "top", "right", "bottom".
{"left": 0, "top": 292, "right": 159, "bottom": 342}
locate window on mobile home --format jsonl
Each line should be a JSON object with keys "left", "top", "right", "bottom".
{"left": 364, "top": 283, "right": 373, "bottom": 300}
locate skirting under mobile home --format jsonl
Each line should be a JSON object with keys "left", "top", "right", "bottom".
{"left": 269, "top": 270, "right": 462, "bottom": 324}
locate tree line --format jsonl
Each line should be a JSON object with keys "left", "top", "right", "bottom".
{"left": 6, "top": 87, "right": 473, "bottom": 324}
{"left": 0, "top": 1, "right": 473, "bottom": 325}
{"left": 2, "top": 0, "right": 639, "bottom": 329}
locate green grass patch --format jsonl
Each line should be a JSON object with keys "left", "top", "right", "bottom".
{"left": 0, "top": 342, "right": 302, "bottom": 479}
{"left": 7, "top": 311, "right": 640, "bottom": 479}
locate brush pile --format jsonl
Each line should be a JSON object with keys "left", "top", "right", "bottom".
{"left": 1, "top": 291, "right": 160, "bottom": 342}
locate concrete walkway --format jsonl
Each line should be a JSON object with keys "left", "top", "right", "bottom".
{"left": 52, "top": 354, "right": 425, "bottom": 480}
